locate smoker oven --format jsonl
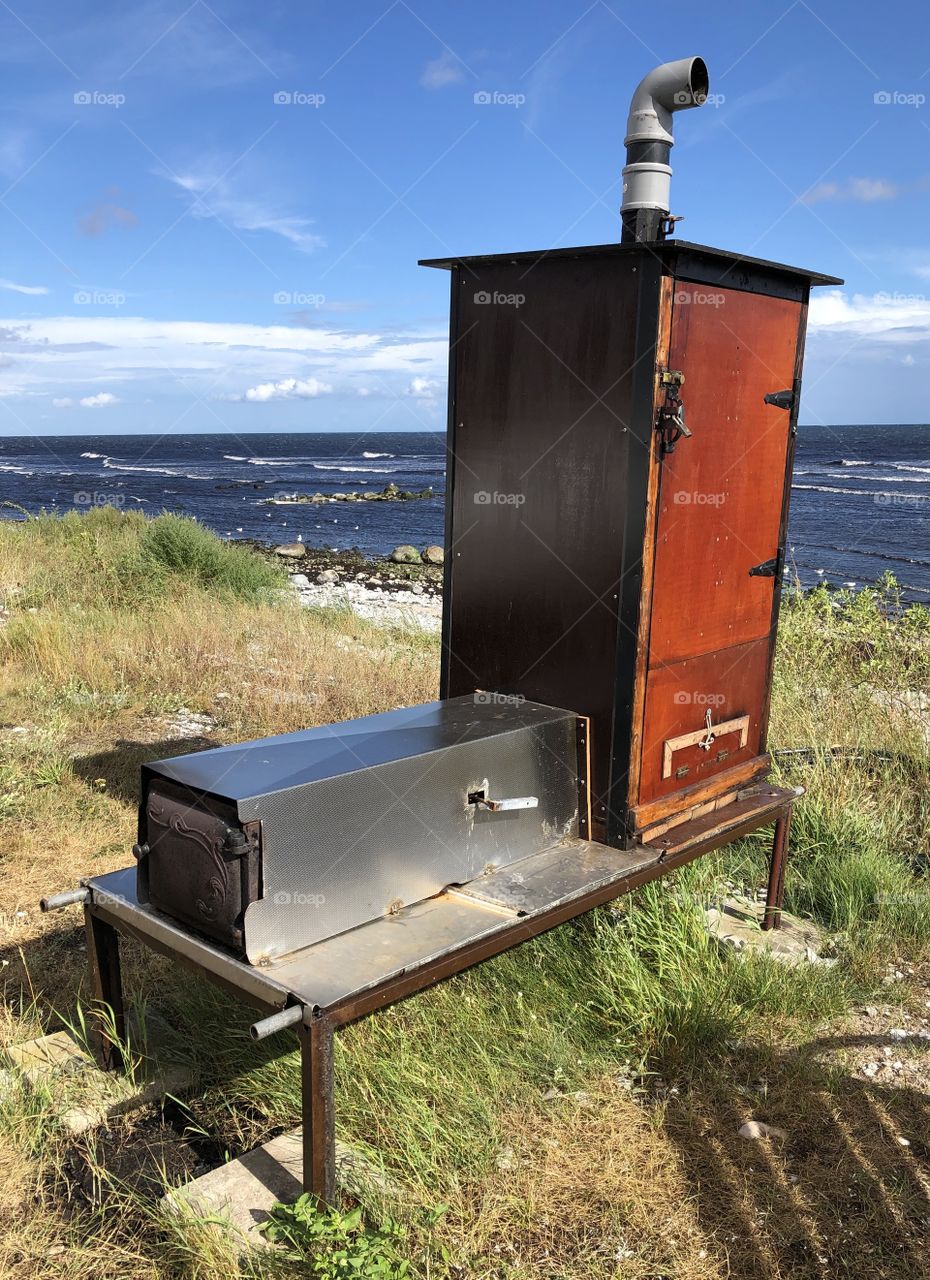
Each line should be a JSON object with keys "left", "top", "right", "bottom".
{"left": 422, "top": 241, "right": 840, "bottom": 848}
{"left": 40, "top": 53, "right": 844, "bottom": 1206}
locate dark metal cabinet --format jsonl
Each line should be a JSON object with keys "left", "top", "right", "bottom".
{"left": 422, "top": 241, "right": 841, "bottom": 848}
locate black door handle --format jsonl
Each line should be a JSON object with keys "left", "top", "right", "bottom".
{"left": 749, "top": 557, "right": 779, "bottom": 578}
{"left": 764, "top": 389, "right": 794, "bottom": 410}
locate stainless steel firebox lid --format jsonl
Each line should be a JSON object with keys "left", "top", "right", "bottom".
{"left": 143, "top": 696, "right": 574, "bottom": 802}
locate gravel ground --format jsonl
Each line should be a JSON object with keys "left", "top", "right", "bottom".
{"left": 288, "top": 571, "right": 443, "bottom": 631}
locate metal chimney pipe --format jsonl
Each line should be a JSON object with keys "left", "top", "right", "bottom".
{"left": 620, "top": 56, "right": 709, "bottom": 243}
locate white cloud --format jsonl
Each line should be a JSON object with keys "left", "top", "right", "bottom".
{"left": 808, "top": 289, "right": 930, "bottom": 341}
{"left": 79, "top": 392, "right": 118, "bottom": 407}
{"left": 0, "top": 315, "right": 446, "bottom": 408}
{"left": 420, "top": 51, "right": 465, "bottom": 89}
{"left": 52, "top": 397, "right": 74, "bottom": 408}
{"left": 407, "top": 376, "right": 439, "bottom": 397}
{"left": 163, "top": 167, "right": 324, "bottom": 253}
{"left": 0, "top": 278, "right": 49, "bottom": 296}
{"left": 805, "top": 176, "right": 900, "bottom": 205}
{"left": 240, "top": 376, "right": 333, "bottom": 402}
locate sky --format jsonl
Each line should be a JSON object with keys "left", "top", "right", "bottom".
{"left": 0, "top": 0, "right": 928, "bottom": 436}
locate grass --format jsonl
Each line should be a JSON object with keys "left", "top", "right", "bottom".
{"left": 0, "top": 512, "right": 929, "bottom": 1277}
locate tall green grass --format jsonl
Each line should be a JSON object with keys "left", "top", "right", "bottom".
{"left": 1, "top": 507, "right": 284, "bottom": 609}
{"left": 139, "top": 514, "right": 283, "bottom": 600}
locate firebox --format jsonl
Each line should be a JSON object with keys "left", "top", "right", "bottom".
{"left": 133, "top": 696, "right": 585, "bottom": 962}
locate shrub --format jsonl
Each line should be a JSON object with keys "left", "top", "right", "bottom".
{"left": 139, "top": 513, "right": 283, "bottom": 601}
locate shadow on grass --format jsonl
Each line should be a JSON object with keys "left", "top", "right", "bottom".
{"left": 72, "top": 736, "right": 214, "bottom": 805}
{"left": 4, "top": 913, "right": 930, "bottom": 1277}
{"left": 658, "top": 1036, "right": 930, "bottom": 1279}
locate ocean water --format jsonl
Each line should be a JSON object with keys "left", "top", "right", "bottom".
{"left": 0, "top": 425, "right": 928, "bottom": 600}
{"left": 0, "top": 431, "right": 446, "bottom": 560}
{"left": 789, "top": 424, "right": 930, "bottom": 601}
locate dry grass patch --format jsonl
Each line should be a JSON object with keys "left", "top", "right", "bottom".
{"left": 452, "top": 1080, "right": 714, "bottom": 1279}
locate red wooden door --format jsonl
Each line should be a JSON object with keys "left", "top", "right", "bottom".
{"left": 636, "top": 283, "right": 803, "bottom": 809}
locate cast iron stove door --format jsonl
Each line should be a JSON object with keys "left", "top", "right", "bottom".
{"left": 137, "top": 779, "right": 260, "bottom": 953}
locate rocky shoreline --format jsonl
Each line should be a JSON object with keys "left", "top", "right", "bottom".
{"left": 236, "top": 538, "right": 444, "bottom": 631}
{"left": 262, "top": 481, "right": 434, "bottom": 506}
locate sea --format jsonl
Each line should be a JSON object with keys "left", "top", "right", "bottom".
{"left": 0, "top": 425, "right": 928, "bottom": 602}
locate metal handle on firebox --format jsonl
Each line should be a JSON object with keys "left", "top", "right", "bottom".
{"left": 468, "top": 789, "right": 539, "bottom": 813}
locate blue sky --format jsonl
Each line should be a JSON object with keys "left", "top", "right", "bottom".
{"left": 0, "top": 0, "right": 928, "bottom": 435}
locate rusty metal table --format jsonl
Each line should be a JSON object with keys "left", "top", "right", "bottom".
{"left": 77, "top": 782, "right": 798, "bottom": 1203}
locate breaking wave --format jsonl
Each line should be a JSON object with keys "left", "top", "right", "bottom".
{"left": 102, "top": 459, "right": 184, "bottom": 477}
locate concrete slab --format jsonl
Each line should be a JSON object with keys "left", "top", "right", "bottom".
{"left": 704, "top": 896, "right": 832, "bottom": 964}
{"left": 5, "top": 1029, "right": 91, "bottom": 1086}
{"left": 3, "top": 1023, "right": 197, "bottom": 1133}
{"left": 166, "top": 1130, "right": 398, "bottom": 1249}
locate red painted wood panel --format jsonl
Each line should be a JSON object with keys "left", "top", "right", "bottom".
{"left": 636, "top": 284, "right": 802, "bottom": 808}
{"left": 637, "top": 638, "right": 771, "bottom": 804}
{"left": 648, "top": 286, "right": 802, "bottom": 665}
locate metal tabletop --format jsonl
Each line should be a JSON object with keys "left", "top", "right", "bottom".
{"left": 85, "top": 838, "right": 660, "bottom": 1017}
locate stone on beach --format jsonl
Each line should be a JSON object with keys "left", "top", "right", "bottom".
{"left": 389, "top": 544, "right": 421, "bottom": 564}
{"left": 738, "top": 1120, "right": 788, "bottom": 1141}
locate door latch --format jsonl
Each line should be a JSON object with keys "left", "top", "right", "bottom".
{"left": 656, "top": 369, "right": 692, "bottom": 456}
{"left": 749, "top": 554, "right": 780, "bottom": 578}
{"left": 697, "top": 708, "right": 716, "bottom": 751}
{"left": 764, "top": 388, "right": 795, "bottom": 410}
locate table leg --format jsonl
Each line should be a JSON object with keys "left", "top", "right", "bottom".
{"left": 761, "top": 807, "right": 792, "bottom": 931}
{"left": 83, "top": 907, "right": 126, "bottom": 1071}
{"left": 299, "top": 1016, "right": 336, "bottom": 1203}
